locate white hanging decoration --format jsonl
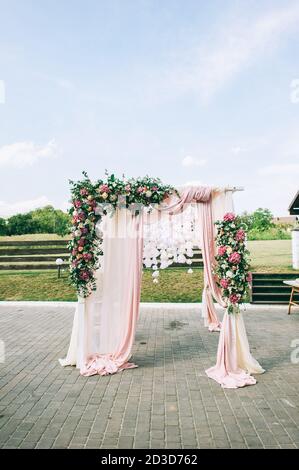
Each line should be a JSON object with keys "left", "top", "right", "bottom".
{"left": 143, "top": 204, "right": 198, "bottom": 277}
{"left": 187, "top": 268, "right": 193, "bottom": 274}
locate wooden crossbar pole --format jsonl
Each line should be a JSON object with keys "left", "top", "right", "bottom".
{"left": 224, "top": 186, "right": 244, "bottom": 192}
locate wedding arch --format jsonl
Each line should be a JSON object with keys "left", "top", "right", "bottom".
{"left": 59, "top": 173, "right": 264, "bottom": 389}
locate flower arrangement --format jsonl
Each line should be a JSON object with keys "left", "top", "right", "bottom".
{"left": 214, "top": 212, "right": 252, "bottom": 313}
{"left": 68, "top": 171, "right": 175, "bottom": 297}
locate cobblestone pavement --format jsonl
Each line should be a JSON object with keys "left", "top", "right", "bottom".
{"left": 0, "top": 302, "right": 299, "bottom": 449}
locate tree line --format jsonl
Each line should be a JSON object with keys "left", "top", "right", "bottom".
{"left": 0, "top": 206, "right": 70, "bottom": 236}
{"left": 0, "top": 206, "right": 292, "bottom": 239}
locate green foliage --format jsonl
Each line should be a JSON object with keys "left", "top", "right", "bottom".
{"left": 30, "top": 205, "right": 70, "bottom": 236}
{"left": 238, "top": 211, "right": 254, "bottom": 231}
{"left": 0, "top": 217, "right": 7, "bottom": 236}
{"left": 7, "top": 213, "right": 38, "bottom": 235}
{"left": 247, "top": 227, "right": 291, "bottom": 240}
{"left": 4, "top": 206, "right": 70, "bottom": 236}
{"left": 239, "top": 208, "right": 290, "bottom": 240}
{"left": 251, "top": 208, "right": 274, "bottom": 231}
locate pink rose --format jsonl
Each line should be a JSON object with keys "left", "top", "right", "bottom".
{"left": 218, "top": 246, "right": 227, "bottom": 256}
{"left": 78, "top": 212, "right": 86, "bottom": 221}
{"left": 220, "top": 279, "right": 230, "bottom": 289}
{"left": 228, "top": 252, "right": 241, "bottom": 264}
{"left": 79, "top": 270, "right": 90, "bottom": 281}
{"left": 74, "top": 199, "right": 82, "bottom": 208}
{"left": 151, "top": 186, "right": 158, "bottom": 191}
{"left": 137, "top": 186, "right": 144, "bottom": 193}
{"left": 125, "top": 184, "right": 131, "bottom": 192}
{"left": 71, "top": 249, "right": 77, "bottom": 256}
{"left": 78, "top": 238, "right": 85, "bottom": 246}
{"left": 83, "top": 253, "right": 92, "bottom": 261}
{"left": 99, "top": 184, "right": 110, "bottom": 193}
{"left": 236, "top": 229, "right": 245, "bottom": 241}
{"left": 80, "top": 188, "right": 89, "bottom": 196}
{"left": 246, "top": 272, "right": 252, "bottom": 283}
{"left": 229, "top": 293, "right": 240, "bottom": 304}
{"left": 223, "top": 212, "right": 236, "bottom": 222}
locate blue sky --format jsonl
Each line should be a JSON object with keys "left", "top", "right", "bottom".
{"left": 0, "top": 0, "right": 299, "bottom": 217}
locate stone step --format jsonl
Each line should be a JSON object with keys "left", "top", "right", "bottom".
{"left": 0, "top": 248, "right": 69, "bottom": 255}
{"left": 0, "top": 239, "right": 69, "bottom": 246}
{"left": 0, "top": 255, "right": 69, "bottom": 262}
{"left": 0, "top": 263, "right": 69, "bottom": 271}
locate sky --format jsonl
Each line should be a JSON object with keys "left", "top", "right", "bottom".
{"left": 0, "top": 0, "right": 299, "bottom": 217}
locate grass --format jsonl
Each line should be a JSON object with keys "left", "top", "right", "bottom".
{"left": 0, "top": 268, "right": 204, "bottom": 302}
{"left": 0, "top": 233, "right": 71, "bottom": 241}
{"left": 0, "top": 271, "right": 76, "bottom": 301}
{"left": 248, "top": 239, "right": 295, "bottom": 273}
{"left": 248, "top": 227, "right": 292, "bottom": 240}
{"left": 0, "top": 238, "right": 297, "bottom": 302}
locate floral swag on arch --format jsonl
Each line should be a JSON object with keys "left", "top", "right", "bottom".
{"left": 60, "top": 172, "right": 264, "bottom": 389}
{"left": 68, "top": 171, "right": 176, "bottom": 298}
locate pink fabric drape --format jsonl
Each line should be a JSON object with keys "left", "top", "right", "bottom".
{"left": 160, "top": 186, "right": 224, "bottom": 331}
{"left": 206, "top": 311, "right": 264, "bottom": 388}
{"left": 198, "top": 201, "right": 226, "bottom": 331}
{"left": 162, "top": 186, "right": 212, "bottom": 214}
{"left": 80, "top": 212, "right": 144, "bottom": 376}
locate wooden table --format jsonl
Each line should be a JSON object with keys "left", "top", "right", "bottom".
{"left": 283, "top": 280, "right": 299, "bottom": 314}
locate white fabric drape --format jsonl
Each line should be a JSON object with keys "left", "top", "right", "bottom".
{"left": 59, "top": 209, "right": 143, "bottom": 371}
{"left": 212, "top": 188, "right": 234, "bottom": 233}
{"left": 60, "top": 187, "right": 236, "bottom": 371}
{"left": 206, "top": 311, "right": 264, "bottom": 388}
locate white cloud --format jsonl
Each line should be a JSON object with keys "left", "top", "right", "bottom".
{"left": 231, "top": 146, "right": 248, "bottom": 155}
{"left": 0, "top": 139, "right": 57, "bottom": 168}
{"left": 60, "top": 200, "right": 71, "bottom": 212}
{"left": 171, "top": 3, "right": 299, "bottom": 101}
{"left": 0, "top": 197, "right": 70, "bottom": 217}
{"left": 181, "top": 156, "right": 206, "bottom": 167}
{"left": 259, "top": 163, "right": 299, "bottom": 175}
{"left": 53, "top": 78, "right": 75, "bottom": 91}
{"left": 38, "top": 73, "right": 76, "bottom": 92}
{"left": 0, "top": 196, "right": 53, "bottom": 217}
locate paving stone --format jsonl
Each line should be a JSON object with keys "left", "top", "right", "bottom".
{"left": 0, "top": 303, "right": 299, "bottom": 450}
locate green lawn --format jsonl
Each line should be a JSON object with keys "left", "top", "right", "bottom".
{"left": 0, "top": 238, "right": 297, "bottom": 302}
{"left": 0, "top": 268, "right": 204, "bottom": 302}
{"left": 248, "top": 239, "right": 294, "bottom": 272}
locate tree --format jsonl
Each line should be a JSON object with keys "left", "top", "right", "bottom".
{"left": 6, "top": 213, "right": 38, "bottom": 235}
{"left": 0, "top": 217, "right": 7, "bottom": 236}
{"left": 30, "top": 205, "right": 70, "bottom": 235}
{"left": 5, "top": 206, "right": 70, "bottom": 236}
{"left": 251, "top": 208, "right": 274, "bottom": 232}
{"left": 238, "top": 211, "right": 254, "bottom": 231}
